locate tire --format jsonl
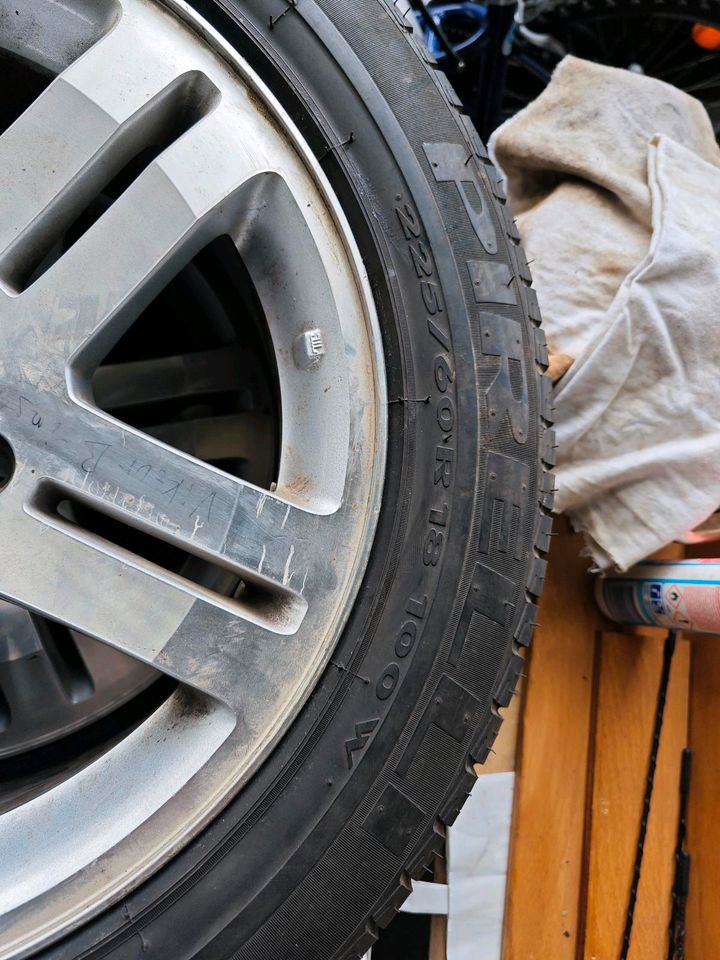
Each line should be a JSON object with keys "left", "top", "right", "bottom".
{"left": 506, "top": 0, "right": 720, "bottom": 134}
{"left": 18, "top": 1, "right": 554, "bottom": 957}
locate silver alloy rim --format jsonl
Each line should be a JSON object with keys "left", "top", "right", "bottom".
{"left": 0, "top": 1, "right": 387, "bottom": 956}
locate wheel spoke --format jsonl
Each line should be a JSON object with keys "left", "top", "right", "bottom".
{"left": 93, "top": 346, "right": 252, "bottom": 409}
{"left": 681, "top": 74, "right": 720, "bottom": 94}
{"left": 6, "top": 103, "right": 281, "bottom": 367}
{"left": 663, "top": 51, "right": 720, "bottom": 83}
{"left": 26, "top": 394, "right": 321, "bottom": 587}
{"left": 0, "top": 6, "right": 217, "bottom": 287}
{"left": 643, "top": 19, "right": 691, "bottom": 74}
{"left": 0, "top": 496, "right": 314, "bottom": 709}
{"left": 145, "top": 413, "right": 273, "bottom": 465}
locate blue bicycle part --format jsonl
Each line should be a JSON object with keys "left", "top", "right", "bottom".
{"left": 418, "top": 2, "right": 490, "bottom": 64}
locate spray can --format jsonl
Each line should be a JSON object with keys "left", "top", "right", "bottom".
{"left": 596, "top": 560, "right": 720, "bottom": 636}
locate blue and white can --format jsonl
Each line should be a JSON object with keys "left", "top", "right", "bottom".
{"left": 596, "top": 560, "right": 720, "bottom": 635}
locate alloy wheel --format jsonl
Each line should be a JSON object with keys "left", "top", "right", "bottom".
{"left": 0, "top": 1, "right": 386, "bottom": 955}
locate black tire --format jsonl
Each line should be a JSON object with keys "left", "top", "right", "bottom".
{"left": 38, "top": 2, "right": 554, "bottom": 958}
{"left": 506, "top": 0, "right": 720, "bottom": 133}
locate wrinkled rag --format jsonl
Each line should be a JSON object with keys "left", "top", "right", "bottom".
{"left": 491, "top": 56, "right": 720, "bottom": 570}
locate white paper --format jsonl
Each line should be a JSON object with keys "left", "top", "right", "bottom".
{"left": 447, "top": 771, "right": 515, "bottom": 960}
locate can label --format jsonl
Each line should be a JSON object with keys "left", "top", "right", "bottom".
{"left": 598, "top": 561, "right": 720, "bottom": 635}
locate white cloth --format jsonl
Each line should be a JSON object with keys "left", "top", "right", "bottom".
{"left": 491, "top": 56, "right": 720, "bottom": 570}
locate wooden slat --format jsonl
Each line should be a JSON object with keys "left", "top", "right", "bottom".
{"left": 686, "top": 634, "right": 720, "bottom": 959}
{"left": 478, "top": 678, "right": 524, "bottom": 777}
{"left": 583, "top": 631, "right": 690, "bottom": 959}
{"left": 503, "top": 520, "right": 600, "bottom": 959}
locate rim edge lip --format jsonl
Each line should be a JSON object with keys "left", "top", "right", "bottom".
{"left": 0, "top": 1, "right": 388, "bottom": 955}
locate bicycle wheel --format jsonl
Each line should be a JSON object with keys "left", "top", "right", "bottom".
{"left": 505, "top": 1, "right": 720, "bottom": 132}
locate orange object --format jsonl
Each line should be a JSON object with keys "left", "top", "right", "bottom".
{"left": 693, "top": 23, "right": 720, "bottom": 50}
